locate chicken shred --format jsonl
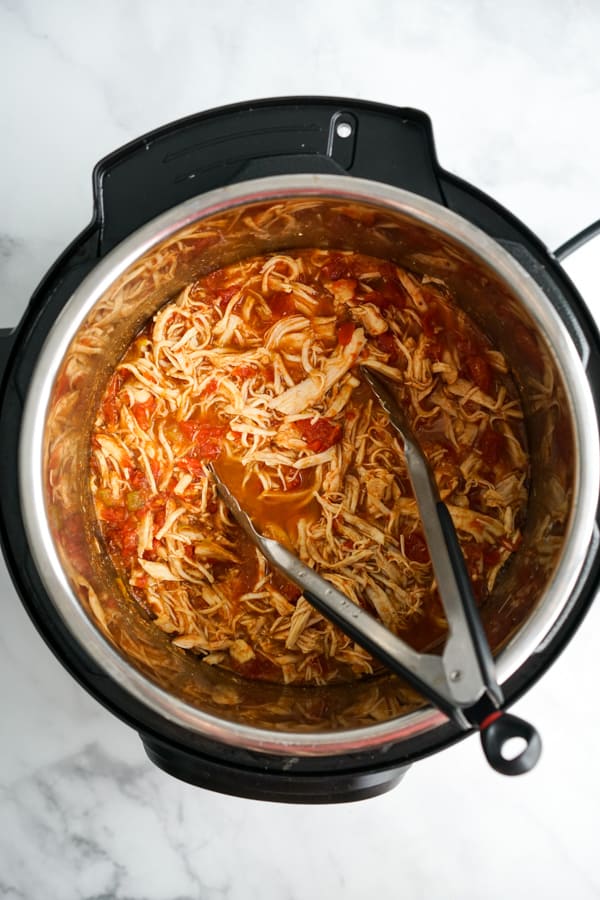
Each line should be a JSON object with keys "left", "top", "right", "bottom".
{"left": 90, "top": 250, "right": 529, "bottom": 686}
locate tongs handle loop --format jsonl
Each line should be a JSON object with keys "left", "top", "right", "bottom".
{"left": 479, "top": 711, "right": 542, "bottom": 775}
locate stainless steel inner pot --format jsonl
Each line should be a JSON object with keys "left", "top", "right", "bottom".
{"left": 19, "top": 174, "right": 599, "bottom": 757}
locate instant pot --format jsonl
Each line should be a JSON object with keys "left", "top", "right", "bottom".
{"left": 2, "top": 97, "right": 599, "bottom": 803}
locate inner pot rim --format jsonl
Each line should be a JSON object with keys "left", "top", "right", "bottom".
{"left": 18, "top": 173, "right": 600, "bottom": 757}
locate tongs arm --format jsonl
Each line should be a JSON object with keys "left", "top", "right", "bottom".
{"left": 207, "top": 460, "right": 542, "bottom": 774}
{"left": 361, "top": 366, "right": 501, "bottom": 711}
{"left": 404, "top": 439, "right": 503, "bottom": 710}
{"left": 208, "top": 463, "right": 463, "bottom": 724}
{"left": 262, "top": 536, "right": 464, "bottom": 722}
{"left": 361, "top": 368, "right": 542, "bottom": 773}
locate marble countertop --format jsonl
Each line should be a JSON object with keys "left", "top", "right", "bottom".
{"left": 2, "top": 2, "right": 600, "bottom": 898}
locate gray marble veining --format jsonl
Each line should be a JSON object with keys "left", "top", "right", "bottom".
{"left": 2, "top": 1, "right": 600, "bottom": 898}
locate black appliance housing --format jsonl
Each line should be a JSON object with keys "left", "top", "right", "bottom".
{"left": 1, "top": 97, "right": 599, "bottom": 803}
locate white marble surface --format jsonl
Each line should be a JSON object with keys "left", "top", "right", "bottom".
{"left": 2, "top": 1, "right": 600, "bottom": 898}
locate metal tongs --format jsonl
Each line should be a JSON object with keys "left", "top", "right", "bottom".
{"left": 208, "top": 368, "right": 541, "bottom": 775}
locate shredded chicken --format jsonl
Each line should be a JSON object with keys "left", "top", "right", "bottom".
{"left": 90, "top": 249, "right": 529, "bottom": 686}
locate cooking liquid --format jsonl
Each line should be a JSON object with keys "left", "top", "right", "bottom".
{"left": 90, "top": 249, "right": 528, "bottom": 685}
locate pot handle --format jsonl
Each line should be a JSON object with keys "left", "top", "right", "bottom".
{"left": 92, "top": 97, "right": 446, "bottom": 253}
{"left": 554, "top": 219, "right": 600, "bottom": 330}
{"left": 554, "top": 218, "right": 600, "bottom": 261}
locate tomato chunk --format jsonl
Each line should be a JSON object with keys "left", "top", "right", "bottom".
{"left": 179, "top": 456, "right": 205, "bottom": 475}
{"left": 131, "top": 396, "right": 156, "bottom": 429}
{"left": 201, "top": 378, "right": 218, "bottom": 396}
{"left": 294, "top": 417, "right": 342, "bottom": 453}
{"left": 179, "top": 422, "right": 228, "bottom": 460}
{"left": 320, "top": 254, "right": 352, "bottom": 281}
{"left": 231, "top": 364, "right": 257, "bottom": 378}
{"left": 375, "top": 331, "right": 398, "bottom": 361}
{"left": 336, "top": 320, "right": 356, "bottom": 347}
{"left": 269, "top": 291, "right": 296, "bottom": 317}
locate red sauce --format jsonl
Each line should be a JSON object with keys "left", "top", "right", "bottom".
{"left": 294, "top": 417, "right": 343, "bottom": 453}
{"left": 404, "top": 532, "right": 429, "bottom": 564}
{"left": 90, "top": 247, "right": 529, "bottom": 686}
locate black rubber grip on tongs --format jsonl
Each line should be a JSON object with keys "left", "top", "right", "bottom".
{"left": 436, "top": 502, "right": 499, "bottom": 691}
{"left": 479, "top": 711, "right": 542, "bottom": 776}
{"left": 436, "top": 502, "right": 543, "bottom": 774}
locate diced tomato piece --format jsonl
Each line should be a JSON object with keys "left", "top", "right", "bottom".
{"left": 375, "top": 331, "right": 398, "bottom": 360}
{"left": 465, "top": 356, "right": 493, "bottom": 395}
{"left": 294, "top": 417, "right": 342, "bottom": 453}
{"left": 231, "top": 364, "right": 257, "bottom": 378}
{"left": 179, "top": 421, "right": 228, "bottom": 460}
{"left": 98, "top": 504, "right": 126, "bottom": 524}
{"left": 269, "top": 291, "right": 296, "bottom": 318}
{"left": 131, "top": 396, "right": 156, "bottom": 429}
{"left": 201, "top": 378, "right": 218, "bottom": 396}
{"left": 120, "top": 525, "right": 138, "bottom": 559}
{"left": 129, "top": 469, "right": 144, "bottom": 490}
{"left": 336, "top": 320, "right": 356, "bottom": 347}
{"left": 320, "top": 254, "right": 351, "bottom": 281}
{"left": 179, "top": 456, "right": 204, "bottom": 475}
{"left": 217, "top": 286, "right": 239, "bottom": 309}
{"left": 179, "top": 420, "right": 213, "bottom": 440}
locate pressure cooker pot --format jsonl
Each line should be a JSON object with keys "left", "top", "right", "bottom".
{"left": 2, "top": 98, "right": 599, "bottom": 802}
